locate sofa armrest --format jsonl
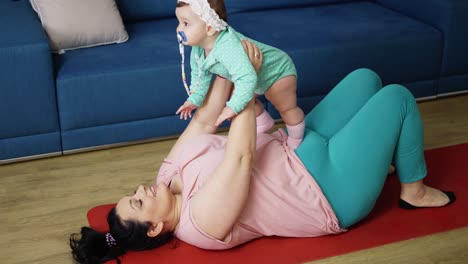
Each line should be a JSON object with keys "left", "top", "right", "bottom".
{"left": 0, "top": 0, "right": 51, "bottom": 48}
{"left": 0, "top": 0, "right": 61, "bottom": 160}
{"left": 377, "top": 0, "right": 468, "bottom": 77}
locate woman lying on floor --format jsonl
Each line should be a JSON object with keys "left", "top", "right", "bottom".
{"left": 70, "top": 41, "right": 455, "bottom": 264}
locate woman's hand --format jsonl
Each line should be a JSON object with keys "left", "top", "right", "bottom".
{"left": 241, "top": 39, "right": 263, "bottom": 73}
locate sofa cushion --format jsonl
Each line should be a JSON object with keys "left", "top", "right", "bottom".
{"left": 116, "top": 0, "right": 176, "bottom": 22}
{"left": 1, "top": 0, "right": 46, "bottom": 48}
{"left": 377, "top": 0, "right": 468, "bottom": 77}
{"left": 115, "top": 0, "right": 362, "bottom": 22}
{"left": 229, "top": 1, "right": 442, "bottom": 99}
{"left": 225, "top": 0, "right": 363, "bottom": 13}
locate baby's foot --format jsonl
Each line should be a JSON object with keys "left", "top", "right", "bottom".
{"left": 286, "top": 137, "right": 302, "bottom": 150}
{"left": 286, "top": 121, "right": 305, "bottom": 150}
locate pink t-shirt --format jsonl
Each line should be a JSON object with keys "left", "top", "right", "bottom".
{"left": 157, "top": 129, "right": 345, "bottom": 250}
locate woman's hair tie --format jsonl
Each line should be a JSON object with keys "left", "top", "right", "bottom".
{"left": 105, "top": 232, "right": 118, "bottom": 248}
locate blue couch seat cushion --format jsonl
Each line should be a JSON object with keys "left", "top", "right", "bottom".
{"left": 116, "top": 0, "right": 176, "bottom": 22}
{"left": 54, "top": 18, "right": 188, "bottom": 133}
{"left": 226, "top": 0, "right": 359, "bottom": 13}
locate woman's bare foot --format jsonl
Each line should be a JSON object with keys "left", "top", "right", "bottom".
{"left": 400, "top": 181, "right": 452, "bottom": 207}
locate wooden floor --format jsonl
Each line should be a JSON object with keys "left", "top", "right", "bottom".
{"left": 2, "top": 94, "right": 468, "bottom": 264}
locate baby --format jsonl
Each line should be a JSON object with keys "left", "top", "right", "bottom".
{"left": 175, "top": 0, "right": 305, "bottom": 148}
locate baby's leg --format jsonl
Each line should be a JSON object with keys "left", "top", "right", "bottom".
{"left": 265, "top": 75, "right": 305, "bottom": 148}
{"left": 265, "top": 75, "right": 303, "bottom": 125}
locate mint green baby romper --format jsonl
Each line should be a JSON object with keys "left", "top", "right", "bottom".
{"left": 187, "top": 26, "right": 297, "bottom": 114}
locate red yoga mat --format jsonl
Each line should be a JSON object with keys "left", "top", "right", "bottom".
{"left": 88, "top": 143, "right": 468, "bottom": 264}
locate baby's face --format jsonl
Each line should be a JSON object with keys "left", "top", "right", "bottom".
{"left": 175, "top": 5, "right": 208, "bottom": 46}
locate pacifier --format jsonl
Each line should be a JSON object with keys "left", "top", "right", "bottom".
{"left": 177, "top": 31, "right": 187, "bottom": 55}
{"left": 177, "top": 31, "right": 187, "bottom": 44}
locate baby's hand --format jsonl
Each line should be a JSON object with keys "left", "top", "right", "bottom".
{"left": 176, "top": 101, "right": 198, "bottom": 120}
{"left": 215, "top": 107, "right": 236, "bottom": 126}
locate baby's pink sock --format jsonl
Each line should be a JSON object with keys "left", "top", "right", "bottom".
{"left": 256, "top": 110, "right": 274, "bottom": 134}
{"left": 286, "top": 121, "right": 305, "bottom": 149}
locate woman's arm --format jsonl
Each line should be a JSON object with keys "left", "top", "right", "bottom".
{"left": 190, "top": 97, "right": 257, "bottom": 241}
{"left": 166, "top": 76, "right": 233, "bottom": 161}
{"left": 166, "top": 40, "right": 262, "bottom": 161}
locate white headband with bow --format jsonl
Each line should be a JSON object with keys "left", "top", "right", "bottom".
{"left": 178, "top": 0, "right": 228, "bottom": 31}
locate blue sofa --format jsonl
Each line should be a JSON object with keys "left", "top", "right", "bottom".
{"left": 1, "top": 0, "right": 467, "bottom": 163}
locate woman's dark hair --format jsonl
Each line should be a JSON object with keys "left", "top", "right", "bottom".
{"left": 70, "top": 207, "right": 174, "bottom": 264}
{"left": 176, "top": 0, "right": 228, "bottom": 22}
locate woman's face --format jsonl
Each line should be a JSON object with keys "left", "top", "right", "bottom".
{"left": 115, "top": 184, "right": 174, "bottom": 225}
{"left": 175, "top": 5, "right": 208, "bottom": 46}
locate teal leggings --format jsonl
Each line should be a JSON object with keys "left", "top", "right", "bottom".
{"left": 295, "top": 68, "right": 427, "bottom": 228}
